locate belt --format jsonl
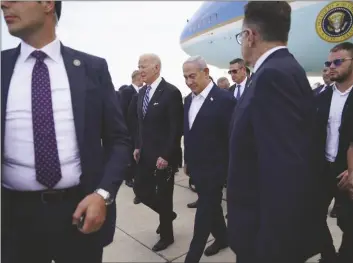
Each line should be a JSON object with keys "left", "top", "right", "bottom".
{"left": 2, "top": 186, "right": 82, "bottom": 204}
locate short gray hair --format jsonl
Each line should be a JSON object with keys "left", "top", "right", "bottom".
{"left": 217, "top": 77, "right": 228, "bottom": 85}
{"left": 183, "top": 55, "right": 208, "bottom": 70}
{"left": 139, "top": 53, "right": 162, "bottom": 70}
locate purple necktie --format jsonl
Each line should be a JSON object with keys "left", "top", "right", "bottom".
{"left": 31, "top": 50, "right": 62, "bottom": 188}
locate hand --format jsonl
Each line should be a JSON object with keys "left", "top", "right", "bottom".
{"left": 337, "top": 170, "right": 349, "bottom": 190}
{"left": 156, "top": 157, "right": 168, "bottom": 170}
{"left": 72, "top": 193, "right": 107, "bottom": 234}
{"left": 133, "top": 149, "right": 140, "bottom": 163}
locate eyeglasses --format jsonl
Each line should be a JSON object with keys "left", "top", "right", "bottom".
{"left": 235, "top": 30, "right": 248, "bottom": 45}
{"left": 324, "top": 58, "right": 352, "bottom": 67}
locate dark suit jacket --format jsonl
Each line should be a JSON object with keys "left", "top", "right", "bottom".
{"left": 119, "top": 85, "right": 137, "bottom": 123}
{"left": 228, "top": 78, "right": 249, "bottom": 99}
{"left": 136, "top": 78, "right": 183, "bottom": 168}
{"left": 313, "top": 84, "right": 332, "bottom": 97}
{"left": 315, "top": 87, "right": 353, "bottom": 177}
{"left": 227, "top": 49, "right": 322, "bottom": 261}
{"left": 184, "top": 85, "right": 236, "bottom": 188}
{"left": 127, "top": 93, "right": 139, "bottom": 143}
{"left": 1, "top": 44, "right": 131, "bottom": 246}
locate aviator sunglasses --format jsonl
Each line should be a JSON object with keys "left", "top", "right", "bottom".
{"left": 324, "top": 58, "right": 353, "bottom": 67}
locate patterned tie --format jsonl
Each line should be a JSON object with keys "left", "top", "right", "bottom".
{"left": 236, "top": 84, "right": 241, "bottom": 100}
{"left": 31, "top": 50, "right": 62, "bottom": 188}
{"left": 142, "top": 85, "right": 151, "bottom": 118}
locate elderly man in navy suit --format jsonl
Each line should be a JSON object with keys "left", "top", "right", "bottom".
{"left": 183, "top": 56, "right": 236, "bottom": 263}
{"left": 227, "top": 2, "right": 323, "bottom": 263}
{"left": 1, "top": 2, "right": 131, "bottom": 262}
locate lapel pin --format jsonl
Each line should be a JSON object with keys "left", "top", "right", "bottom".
{"left": 210, "top": 97, "right": 214, "bottom": 101}
{"left": 153, "top": 102, "right": 159, "bottom": 105}
{"left": 73, "top": 59, "right": 81, "bottom": 66}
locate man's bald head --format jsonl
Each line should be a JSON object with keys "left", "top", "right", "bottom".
{"left": 138, "top": 53, "right": 162, "bottom": 85}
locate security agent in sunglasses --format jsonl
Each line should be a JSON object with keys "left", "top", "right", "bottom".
{"left": 314, "top": 42, "right": 353, "bottom": 263}
{"left": 228, "top": 58, "right": 249, "bottom": 101}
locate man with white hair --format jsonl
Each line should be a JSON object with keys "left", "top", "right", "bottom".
{"left": 217, "top": 77, "right": 230, "bottom": 89}
{"left": 133, "top": 53, "right": 184, "bottom": 251}
{"left": 183, "top": 55, "right": 236, "bottom": 262}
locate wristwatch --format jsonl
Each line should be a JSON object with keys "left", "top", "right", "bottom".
{"left": 94, "top": 188, "right": 113, "bottom": 205}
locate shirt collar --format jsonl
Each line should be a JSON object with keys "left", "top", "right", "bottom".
{"left": 253, "top": 46, "right": 287, "bottom": 73}
{"left": 236, "top": 77, "right": 248, "bottom": 87}
{"left": 333, "top": 83, "right": 353, "bottom": 96}
{"left": 132, "top": 83, "right": 139, "bottom": 92}
{"left": 19, "top": 38, "right": 61, "bottom": 63}
{"left": 148, "top": 76, "right": 162, "bottom": 91}
{"left": 192, "top": 81, "right": 213, "bottom": 99}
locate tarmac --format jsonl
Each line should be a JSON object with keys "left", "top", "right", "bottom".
{"left": 103, "top": 169, "right": 343, "bottom": 263}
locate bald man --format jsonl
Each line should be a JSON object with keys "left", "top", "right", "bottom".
{"left": 133, "top": 54, "right": 184, "bottom": 251}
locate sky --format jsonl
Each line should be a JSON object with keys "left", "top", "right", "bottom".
{"left": 1, "top": 1, "right": 322, "bottom": 96}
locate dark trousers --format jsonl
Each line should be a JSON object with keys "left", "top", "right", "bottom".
{"left": 1, "top": 187, "right": 103, "bottom": 263}
{"left": 319, "top": 161, "right": 338, "bottom": 261}
{"left": 184, "top": 180, "right": 227, "bottom": 263}
{"left": 336, "top": 198, "right": 353, "bottom": 263}
{"left": 133, "top": 160, "right": 175, "bottom": 241}
{"left": 125, "top": 159, "right": 137, "bottom": 182}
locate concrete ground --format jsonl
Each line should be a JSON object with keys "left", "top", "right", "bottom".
{"left": 103, "top": 169, "right": 343, "bottom": 263}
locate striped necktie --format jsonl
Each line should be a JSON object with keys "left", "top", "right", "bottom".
{"left": 142, "top": 85, "right": 151, "bottom": 118}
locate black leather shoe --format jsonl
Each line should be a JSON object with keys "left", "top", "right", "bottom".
{"left": 187, "top": 200, "right": 198, "bottom": 208}
{"left": 204, "top": 241, "right": 228, "bottom": 257}
{"left": 152, "top": 239, "right": 174, "bottom": 252}
{"left": 156, "top": 212, "right": 177, "bottom": 234}
{"left": 133, "top": 196, "right": 141, "bottom": 204}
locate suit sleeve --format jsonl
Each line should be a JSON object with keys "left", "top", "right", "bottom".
{"left": 161, "top": 88, "right": 184, "bottom": 162}
{"left": 99, "top": 59, "right": 132, "bottom": 198}
{"left": 119, "top": 89, "right": 130, "bottom": 122}
{"left": 250, "top": 69, "right": 316, "bottom": 256}
{"left": 127, "top": 94, "right": 138, "bottom": 142}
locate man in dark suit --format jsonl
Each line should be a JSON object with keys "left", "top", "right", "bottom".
{"left": 314, "top": 67, "right": 334, "bottom": 96}
{"left": 1, "top": 2, "right": 131, "bottom": 262}
{"left": 119, "top": 71, "right": 143, "bottom": 126}
{"left": 133, "top": 53, "right": 184, "bottom": 251}
{"left": 316, "top": 42, "right": 353, "bottom": 263}
{"left": 119, "top": 71, "right": 143, "bottom": 192}
{"left": 227, "top": 2, "right": 323, "bottom": 263}
{"left": 347, "top": 139, "right": 353, "bottom": 200}
{"left": 183, "top": 56, "right": 236, "bottom": 263}
{"left": 228, "top": 58, "right": 248, "bottom": 100}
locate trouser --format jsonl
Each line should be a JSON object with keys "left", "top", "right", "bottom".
{"left": 184, "top": 179, "right": 227, "bottom": 263}
{"left": 1, "top": 186, "right": 103, "bottom": 263}
{"left": 134, "top": 159, "right": 175, "bottom": 241}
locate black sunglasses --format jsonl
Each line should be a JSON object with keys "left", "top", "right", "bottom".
{"left": 324, "top": 58, "right": 352, "bottom": 67}
{"left": 228, "top": 69, "right": 240, "bottom": 75}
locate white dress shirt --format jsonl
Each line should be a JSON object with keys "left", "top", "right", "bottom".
{"left": 325, "top": 85, "right": 353, "bottom": 162}
{"left": 253, "top": 46, "right": 287, "bottom": 73}
{"left": 233, "top": 77, "right": 248, "bottom": 98}
{"left": 2, "top": 39, "right": 82, "bottom": 191}
{"left": 188, "top": 81, "right": 213, "bottom": 129}
{"left": 147, "top": 76, "right": 162, "bottom": 99}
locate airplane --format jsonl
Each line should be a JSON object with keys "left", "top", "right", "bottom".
{"left": 180, "top": 1, "right": 353, "bottom": 76}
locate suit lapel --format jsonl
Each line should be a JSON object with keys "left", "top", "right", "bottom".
{"left": 147, "top": 79, "right": 165, "bottom": 112}
{"left": 320, "top": 88, "right": 333, "bottom": 128}
{"left": 341, "top": 88, "right": 353, "bottom": 126}
{"left": 1, "top": 45, "right": 21, "bottom": 152}
{"left": 189, "top": 85, "right": 217, "bottom": 131}
{"left": 61, "top": 44, "right": 87, "bottom": 155}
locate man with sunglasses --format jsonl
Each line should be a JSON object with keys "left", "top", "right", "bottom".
{"left": 316, "top": 42, "right": 353, "bottom": 263}
{"left": 228, "top": 58, "right": 248, "bottom": 100}
{"left": 227, "top": 2, "right": 323, "bottom": 263}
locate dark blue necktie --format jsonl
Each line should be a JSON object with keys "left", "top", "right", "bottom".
{"left": 236, "top": 84, "right": 241, "bottom": 100}
{"left": 31, "top": 50, "right": 62, "bottom": 188}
